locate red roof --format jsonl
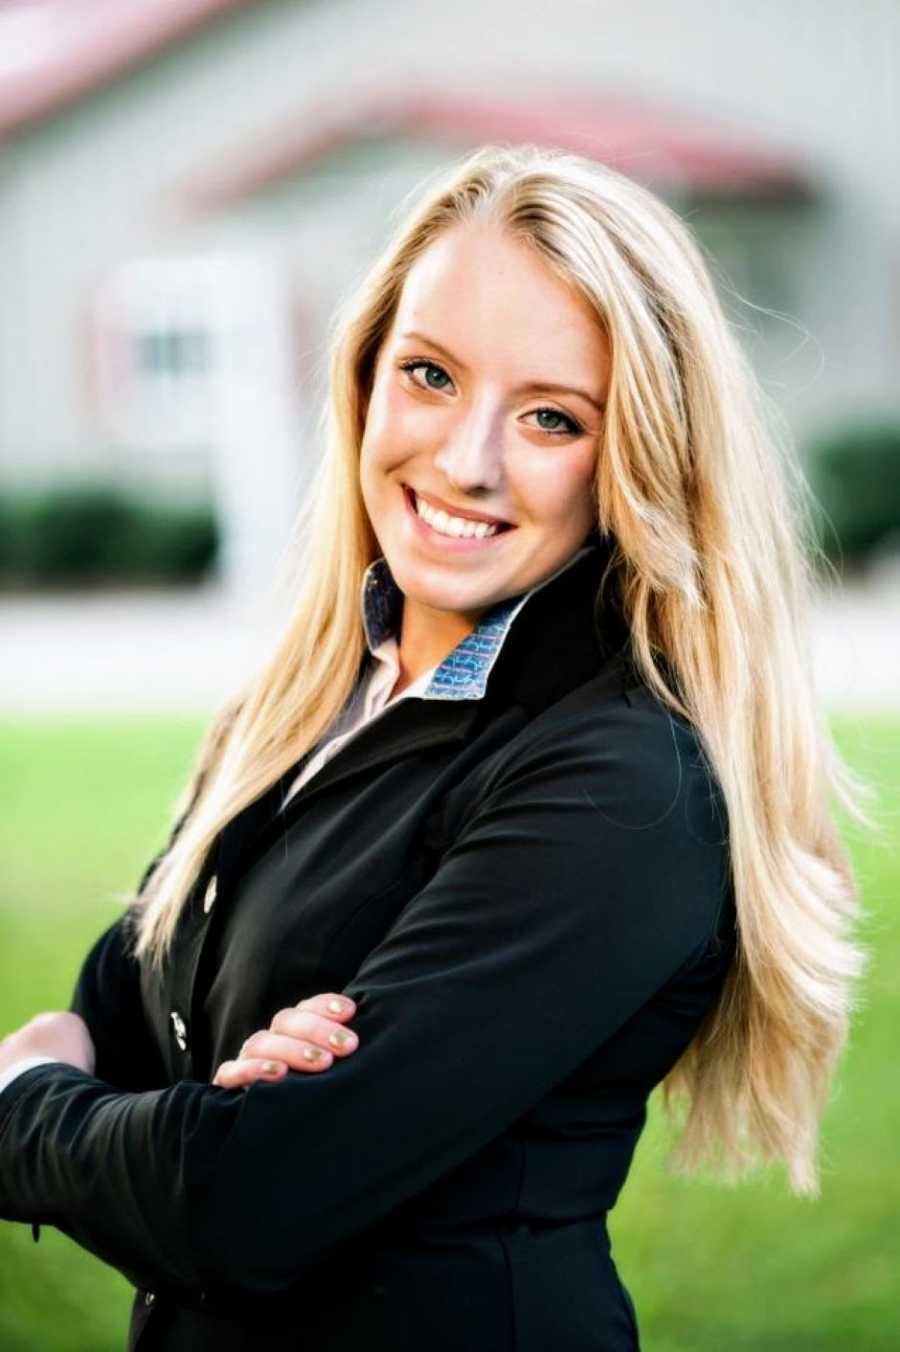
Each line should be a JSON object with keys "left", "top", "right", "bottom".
{"left": 0, "top": 4, "right": 815, "bottom": 205}
{"left": 172, "top": 84, "right": 817, "bottom": 211}
{"left": 0, "top": 0, "right": 253, "bottom": 139}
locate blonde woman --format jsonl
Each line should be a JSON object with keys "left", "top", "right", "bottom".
{"left": 0, "top": 145, "right": 870, "bottom": 1351}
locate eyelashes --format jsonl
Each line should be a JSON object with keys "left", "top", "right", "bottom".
{"left": 397, "top": 359, "right": 584, "bottom": 438}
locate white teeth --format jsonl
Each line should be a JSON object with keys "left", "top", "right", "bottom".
{"left": 413, "top": 492, "right": 500, "bottom": 539}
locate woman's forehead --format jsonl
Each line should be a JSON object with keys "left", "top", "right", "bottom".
{"left": 382, "top": 231, "right": 609, "bottom": 391}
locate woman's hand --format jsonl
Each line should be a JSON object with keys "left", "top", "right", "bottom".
{"left": 0, "top": 1011, "right": 96, "bottom": 1077}
{"left": 212, "top": 993, "right": 359, "bottom": 1090}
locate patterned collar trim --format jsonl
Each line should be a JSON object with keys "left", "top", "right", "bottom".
{"left": 360, "top": 543, "right": 598, "bottom": 702}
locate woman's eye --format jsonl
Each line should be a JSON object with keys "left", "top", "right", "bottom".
{"left": 399, "top": 359, "right": 452, "bottom": 392}
{"left": 398, "top": 360, "right": 582, "bottom": 438}
{"left": 528, "top": 408, "right": 583, "bottom": 437}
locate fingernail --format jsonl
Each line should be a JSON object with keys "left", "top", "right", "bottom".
{"left": 328, "top": 998, "right": 352, "bottom": 1015}
{"left": 303, "top": 1046, "right": 329, "bottom": 1062}
{"left": 329, "top": 1030, "right": 356, "bottom": 1049}
{"left": 261, "top": 1060, "right": 281, "bottom": 1074}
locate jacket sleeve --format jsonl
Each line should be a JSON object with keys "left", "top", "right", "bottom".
{"left": 0, "top": 699, "right": 732, "bottom": 1299}
{"left": 65, "top": 806, "right": 193, "bottom": 1095}
{"left": 67, "top": 911, "right": 168, "bottom": 1093}
{"left": 20, "top": 815, "right": 190, "bottom": 1250}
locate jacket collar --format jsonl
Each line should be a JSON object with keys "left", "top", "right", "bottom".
{"left": 212, "top": 529, "right": 632, "bottom": 895}
{"left": 360, "top": 542, "right": 601, "bottom": 702}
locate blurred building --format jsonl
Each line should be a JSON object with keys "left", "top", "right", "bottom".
{"left": 0, "top": 0, "right": 896, "bottom": 592}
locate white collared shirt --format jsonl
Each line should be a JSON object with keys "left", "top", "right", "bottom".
{"left": 280, "top": 636, "right": 437, "bottom": 811}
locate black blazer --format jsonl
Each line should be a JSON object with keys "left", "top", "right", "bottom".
{"left": 0, "top": 542, "right": 737, "bottom": 1352}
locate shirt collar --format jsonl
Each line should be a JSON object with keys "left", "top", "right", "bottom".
{"left": 360, "top": 542, "right": 599, "bottom": 702}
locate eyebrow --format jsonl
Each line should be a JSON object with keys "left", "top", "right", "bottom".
{"left": 397, "top": 330, "right": 606, "bottom": 414}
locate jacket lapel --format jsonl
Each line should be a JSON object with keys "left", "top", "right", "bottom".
{"left": 479, "top": 533, "right": 629, "bottom": 722}
{"left": 173, "top": 537, "right": 631, "bottom": 1070}
{"left": 212, "top": 532, "right": 629, "bottom": 900}
{"left": 219, "top": 697, "right": 484, "bottom": 892}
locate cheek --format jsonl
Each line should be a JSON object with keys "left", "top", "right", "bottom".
{"left": 513, "top": 447, "right": 596, "bottom": 522}
{"left": 362, "top": 382, "right": 422, "bottom": 471}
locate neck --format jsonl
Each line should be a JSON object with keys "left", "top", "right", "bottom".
{"left": 394, "top": 594, "right": 486, "bottom": 693}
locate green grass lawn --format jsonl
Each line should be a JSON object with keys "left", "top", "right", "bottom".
{"left": 0, "top": 713, "right": 897, "bottom": 1351}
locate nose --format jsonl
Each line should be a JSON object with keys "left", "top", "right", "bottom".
{"left": 432, "top": 400, "right": 504, "bottom": 495}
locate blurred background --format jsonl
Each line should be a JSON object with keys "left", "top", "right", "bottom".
{"left": 1, "top": 1, "right": 898, "bottom": 1348}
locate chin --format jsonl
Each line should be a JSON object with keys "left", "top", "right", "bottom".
{"left": 397, "top": 572, "right": 484, "bottom": 613}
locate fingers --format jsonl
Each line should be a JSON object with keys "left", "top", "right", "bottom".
{"left": 213, "top": 1058, "right": 287, "bottom": 1089}
{"left": 267, "top": 1004, "right": 358, "bottom": 1057}
{"left": 241, "top": 1027, "right": 357, "bottom": 1068}
{"left": 211, "top": 993, "right": 358, "bottom": 1091}
{"left": 293, "top": 993, "right": 357, "bottom": 1021}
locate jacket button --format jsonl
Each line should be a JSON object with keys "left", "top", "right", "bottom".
{"left": 144, "top": 1291, "right": 155, "bottom": 1305}
{"left": 170, "top": 1010, "right": 189, "bottom": 1052}
{"left": 202, "top": 875, "right": 217, "bottom": 913}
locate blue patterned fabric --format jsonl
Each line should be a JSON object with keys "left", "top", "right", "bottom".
{"left": 360, "top": 542, "right": 597, "bottom": 702}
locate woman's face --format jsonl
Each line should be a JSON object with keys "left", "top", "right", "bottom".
{"left": 359, "top": 221, "right": 611, "bottom": 628}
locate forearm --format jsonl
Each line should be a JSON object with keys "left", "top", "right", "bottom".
{"left": 67, "top": 914, "right": 168, "bottom": 1092}
{"left": 1, "top": 704, "right": 731, "bottom": 1302}
{"left": 0, "top": 1063, "right": 210, "bottom": 1292}
{"left": 0, "top": 1057, "right": 61, "bottom": 1097}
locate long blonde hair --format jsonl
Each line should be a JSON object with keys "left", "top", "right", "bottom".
{"left": 130, "top": 143, "right": 875, "bottom": 1197}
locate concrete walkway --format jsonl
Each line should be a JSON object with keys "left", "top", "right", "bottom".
{"left": 1, "top": 571, "right": 898, "bottom": 717}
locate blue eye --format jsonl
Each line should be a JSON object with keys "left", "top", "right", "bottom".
{"left": 399, "top": 359, "right": 451, "bottom": 391}
{"left": 532, "top": 408, "right": 581, "bottom": 436}
{"left": 397, "top": 358, "right": 584, "bottom": 438}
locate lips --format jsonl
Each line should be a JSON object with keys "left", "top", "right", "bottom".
{"left": 404, "top": 485, "right": 514, "bottom": 530}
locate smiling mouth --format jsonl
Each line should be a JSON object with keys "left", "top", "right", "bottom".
{"left": 403, "top": 485, "right": 515, "bottom": 538}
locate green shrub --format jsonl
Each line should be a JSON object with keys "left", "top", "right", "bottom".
{"left": 0, "top": 484, "right": 218, "bottom": 586}
{"left": 807, "top": 421, "right": 900, "bottom": 567}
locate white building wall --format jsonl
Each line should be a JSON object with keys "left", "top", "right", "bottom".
{"left": 0, "top": 0, "right": 895, "bottom": 515}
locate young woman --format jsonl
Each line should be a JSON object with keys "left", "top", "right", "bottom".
{"left": 0, "top": 144, "right": 872, "bottom": 1351}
